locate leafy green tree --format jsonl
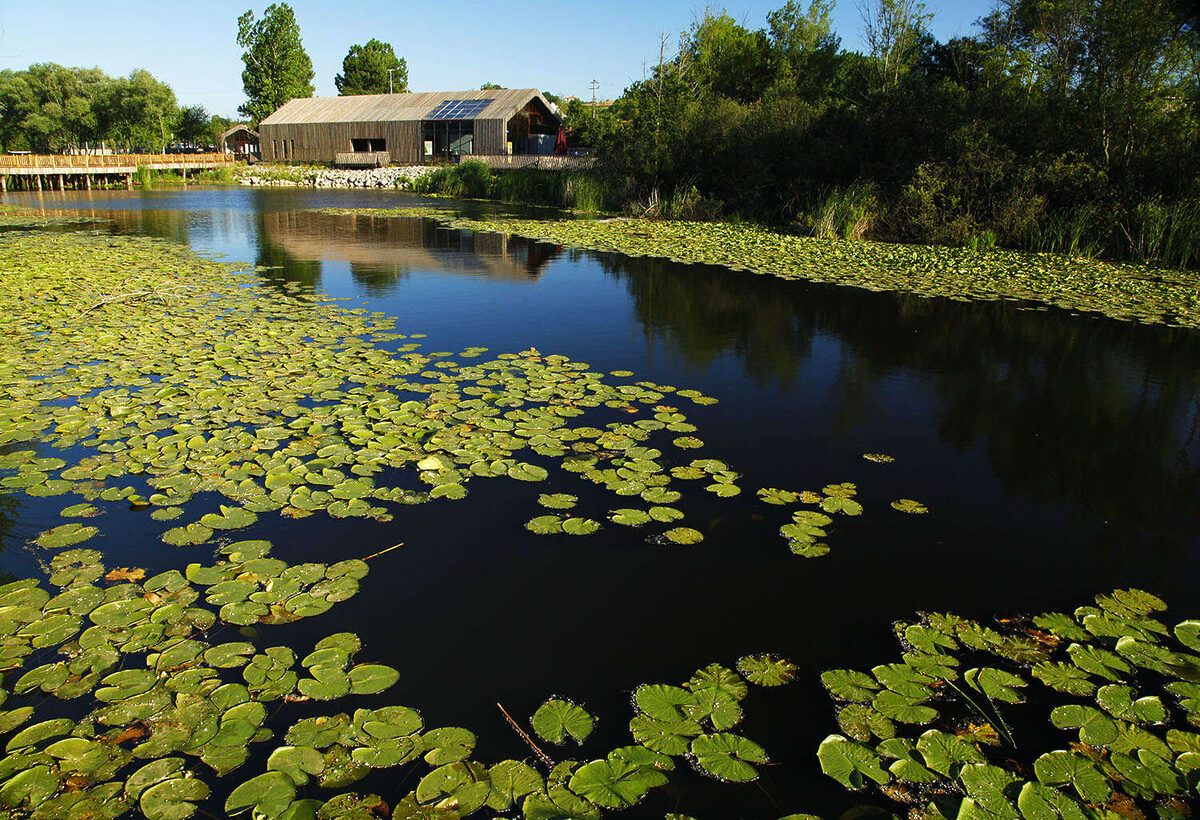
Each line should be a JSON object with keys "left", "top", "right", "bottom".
{"left": 766, "top": 0, "right": 842, "bottom": 98}
{"left": 857, "top": 0, "right": 933, "bottom": 88}
{"left": 175, "top": 104, "right": 210, "bottom": 147}
{"left": 236, "top": 3, "right": 314, "bottom": 122}
{"left": 679, "top": 11, "right": 774, "bottom": 103}
{"left": 334, "top": 39, "right": 406, "bottom": 95}
{"left": 209, "top": 114, "right": 233, "bottom": 147}
{"left": 98, "top": 69, "right": 178, "bottom": 152}
{"left": 480, "top": 82, "right": 505, "bottom": 90}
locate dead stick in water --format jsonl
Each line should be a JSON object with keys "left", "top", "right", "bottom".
{"left": 496, "top": 702, "right": 553, "bottom": 767}
{"left": 363, "top": 543, "right": 403, "bottom": 561}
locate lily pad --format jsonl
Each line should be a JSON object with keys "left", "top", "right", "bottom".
{"left": 531, "top": 698, "right": 594, "bottom": 745}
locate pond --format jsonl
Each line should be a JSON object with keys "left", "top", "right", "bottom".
{"left": 2, "top": 185, "right": 1199, "bottom": 819}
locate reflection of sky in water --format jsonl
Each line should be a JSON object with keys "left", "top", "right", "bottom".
{"left": 1, "top": 185, "right": 1198, "bottom": 818}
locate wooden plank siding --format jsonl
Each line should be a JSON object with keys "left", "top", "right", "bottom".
{"left": 257, "top": 89, "right": 561, "bottom": 165}
{"left": 260, "top": 121, "right": 422, "bottom": 164}
{"left": 474, "top": 119, "right": 506, "bottom": 156}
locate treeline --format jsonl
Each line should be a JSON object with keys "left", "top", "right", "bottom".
{"left": 568, "top": 0, "right": 1200, "bottom": 267}
{"left": 0, "top": 64, "right": 232, "bottom": 154}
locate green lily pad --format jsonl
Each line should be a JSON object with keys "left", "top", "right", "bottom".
{"left": 225, "top": 771, "right": 297, "bottom": 817}
{"left": 532, "top": 698, "right": 594, "bottom": 745}
{"left": 35, "top": 523, "right": 100, "bottom": 549}
{"left": 736, "top": 654, "right": 797, "bottom": 686}
{"left": 348, "top": 664, "right": 399, "bottom": 695}
{"left": 199, "top": 505, "right": 258, "bottom": 530}
{"left": 568, "top": 757, "right": 666, "bottom": 808}
{"left": 140, "top": 776, "right": 210, "bottom": 820}
{"left": 663, "top": 527, "right": 703, "bottom": 544}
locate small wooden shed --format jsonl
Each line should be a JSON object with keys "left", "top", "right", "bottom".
{"left": 257, "top": 88, "right": 562, "bottom": 165}
{"left": 221, "top": 125, "right": 259, "bottom": 157}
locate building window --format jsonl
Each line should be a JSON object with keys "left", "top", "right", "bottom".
{"left": 421, "top": 121, "right": 473, "bottom": 160}
{"left": 351, "top": 138, "right": 387, "bottom": 152}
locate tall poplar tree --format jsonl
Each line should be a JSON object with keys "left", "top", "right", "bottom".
{"left": 335, "top": 39, "right": 407, "bottom": 95}
{"left": 236, "top": 3, "right": 314, "bottom": 123}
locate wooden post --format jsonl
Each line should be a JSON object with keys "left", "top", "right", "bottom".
{"left": 34, "top": 174, "right": 41, "bottom": 191}
{"left": 126, "top": 174, "right": 133, "bottom": 190}
{"left": 181, "top": 168, "right": 187, "bottom": 184}
{"left": 0, "top": 176, "right": 6, "bottom": 194}
{"left": 57, "top": 174, "right": 64, "bottom": 191}
{"left": 84, "top": 175, "right": 91, "bottom": 190}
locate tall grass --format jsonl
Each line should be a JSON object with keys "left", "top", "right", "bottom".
{"left": 196, "top": 164, "right": 237, "bottom": 185}
{"left": 412, "top": 160, "right": 611, "bottom": 212}
{"left": 797, "top": 182, "right": 878, "bottom": 240}
{"left": 1118, "top": 196, "right": 1200, "bottom": 269}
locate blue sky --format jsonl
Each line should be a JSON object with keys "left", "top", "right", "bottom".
{"left": 0, "top": 0, "right": 993, "bottom": 119}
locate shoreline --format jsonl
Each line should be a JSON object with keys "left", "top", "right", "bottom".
{"left": 315, "top": 206, "right": 1200, "bottom": 331}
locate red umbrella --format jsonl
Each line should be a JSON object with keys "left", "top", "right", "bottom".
{"left": 554, "top": 126, "right": 568, "bottom": 156}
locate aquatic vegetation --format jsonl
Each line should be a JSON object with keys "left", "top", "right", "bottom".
{"left": 0, "top": 539, "right": 802, "bottom": 818}
{"left": 0, "top": 224, "right": 938, "bottom": 818}
{"left": 316, "top": 208, "right": 1200, "bottom": 329}
{"left": 0, "top": 231, "right": 746, "bottom": 553}
{"left": 817, "top": 588, "right": 1200, "bottom": 820}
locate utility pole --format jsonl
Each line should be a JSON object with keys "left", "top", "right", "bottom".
{"left": 387, "top": 68, "right": 397, "bottom": 94}
{"left": 589, "top": 79, "right": 599, "bottom": 117}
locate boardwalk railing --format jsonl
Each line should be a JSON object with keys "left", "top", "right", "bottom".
{"left": 0, "top": 153, "right": 237, "bottom": 171}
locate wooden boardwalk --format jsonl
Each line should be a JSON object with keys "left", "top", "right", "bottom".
{"left": 0, "top": 153, "right": 237, "bottom": 191}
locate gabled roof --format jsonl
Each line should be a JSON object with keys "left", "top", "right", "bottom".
{"left": 260, "top": 88, "right": 560, "bottom": 126}
{"left": 220, "top": 124, "right": 259, "bottom": 140}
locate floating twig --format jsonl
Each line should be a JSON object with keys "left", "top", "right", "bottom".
{"left": 363, "top": 543, "right": 403, "bottom": 561}
{"left": 496, "top": 702, "right": 554, "bottom": 768}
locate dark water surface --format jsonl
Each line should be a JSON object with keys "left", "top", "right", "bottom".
{"left": 4, "top": 186, "right": 1200, "bottom": 818}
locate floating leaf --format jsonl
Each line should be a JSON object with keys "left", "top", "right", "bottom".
{"left": 817, "top": 735, "right": 889, "bottom": 789}
{"left": 1049, "top": 704, "right": 1119, "bottom": 745}
{"left": 737, "top": 654, "right": 797, "bottom": 686}
{"left": 663, "top": 527, "right": 703, "bottom": 544}
{"left": 568, "top": 757, "right": 666, "bottom": 808}
{"left": 35, "top": 523, "right": 100, "bottom": 549}
{"left": 690, "top": 732, "right": 767, "bottom": 782}
{"left": 532, "top": 698, "right": 594, "bottom": 745}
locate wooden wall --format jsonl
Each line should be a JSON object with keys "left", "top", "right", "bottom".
{"left": 474, "top": 119, "right": 506, "bottom": 155}
{"left": 260, "top": 121, "right": 423, "bottom": 164}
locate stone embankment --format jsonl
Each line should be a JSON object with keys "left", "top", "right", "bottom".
{"left": 236, "top": 166, "right": 432, "bottom": 189}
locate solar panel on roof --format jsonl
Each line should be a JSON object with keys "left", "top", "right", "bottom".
{"left": 428, "top": 99, "right": 492, "bottom": 120}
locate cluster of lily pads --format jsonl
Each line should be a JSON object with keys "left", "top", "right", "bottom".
{"left": 0, "top": 231, "right": 735, "bottom": 549}
{"left": 0, "top": 230, "right": 927, "bottom": 564}
{"left": 0, "top": 530, "right": 817, "bottom": 819}
{"left": 0, "top": 221, "right": 948, "bottom": 819}
{"left": 817, "top": 588, "right": 1200, "bottom": 820}
{"left": 315, "top": 208, "right": 1200, "bottom": 330}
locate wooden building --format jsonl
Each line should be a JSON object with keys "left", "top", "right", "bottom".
{"left": 221, "top": 125, "right": 260, "bottom": 157}
{"left": 257, "top": 88, "right": 562, "bottom": 165}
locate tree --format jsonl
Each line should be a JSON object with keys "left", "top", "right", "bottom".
{"left": 480, "top": 82, "right": 505, "bottom": 90}
{"left": 766, "top": 0, "right": 842, "bottom": 98}
{"left": 98, "top": 69, "right": 177, "bottom": 152}
{"left": 679, "top": 11, "right": 774, "bottom": 103}
{"left": 175, "top": 104, "right": 210, "bottom": 147}
{"left": 856, "top": 0, "right": 933, "bottom": 88}
{"left": 236, "top": 3, "right": 314, "bottom": 123}
{"left": 335, "top": 39, "right": 407, "bottom": 95}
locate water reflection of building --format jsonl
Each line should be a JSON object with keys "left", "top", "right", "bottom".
{"left": 257, "top": 210, "right": 559, "bottom": 285}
